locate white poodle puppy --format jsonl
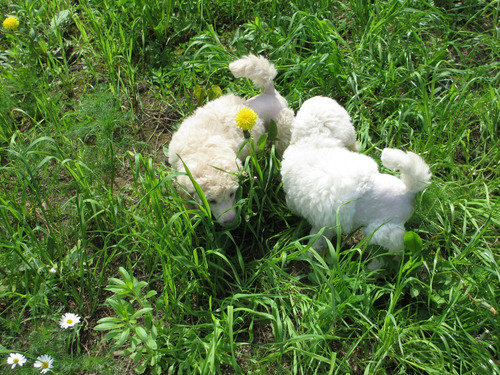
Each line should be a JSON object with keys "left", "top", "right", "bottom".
{"left": 168, "top": 55, "right": 293, "bottom": 224}
{"left": 281, "top": 96, "right": 431, "bottom": 268}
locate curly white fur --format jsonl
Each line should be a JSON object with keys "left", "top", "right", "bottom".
{"left": 229, "top": 54, "right": 277, "bottom": 89}
{"left": 169, "top": 55, "right": 293, "bottom": 224}
{"left": 281, "top": 96, "right": 431, "bottom": 268}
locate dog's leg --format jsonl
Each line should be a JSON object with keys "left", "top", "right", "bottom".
{"left": 274, "top": 107, "right": 294, "bottom": 155}
{"left": 307, "top": 226, "right": 334, "bottom": 258}
{"left": 365, "top": 223, "right": 405, "bottom": 269}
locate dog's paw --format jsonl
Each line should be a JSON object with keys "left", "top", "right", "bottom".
{"left": 366, "top": 257, "right": 385, "bottom": 271}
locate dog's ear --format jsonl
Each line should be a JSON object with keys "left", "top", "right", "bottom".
{"left": 209, "top": 155, "right": 241, "bottom": 175}
{"left": 181, "top": 161, "right": 198, "bottom": 177}
{"left": 175, "top": 159, "right": 201, "bottom": 193}
{"left": 175, "top": 174, "right": 196, "bottom": 197}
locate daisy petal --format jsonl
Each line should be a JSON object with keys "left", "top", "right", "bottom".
{"left": 7, "top": 353, "right": 27, "bottom": 368}
{"left": 60, "top": 312, "right": 81, "bottom": 329}
{"left": 34, "top": 354, "right": 54, "bottom": 374}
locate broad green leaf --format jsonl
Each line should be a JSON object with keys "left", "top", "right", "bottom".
{"left": 50, "top": 9, "right": 70, "bottom": 29}
{"left": 132, "top": 307, "right": 154, "bottom": 319}
{"left": 208, "top": 85, "right": 222, "bottom": 100}
{"left": 135, "top": 326, "right": 149, "bottom": 343}
{"left": 115, "top": 328, "right": 131, "bottom": 348}
{"left": 146, "top": 336, "right": 158, "bottom": 350}
{"left": 94, "top": 317, "right": 125, "bottom": 331}
{"left": 194, "top": 86, "right": 206, "bottom": 105}
{"left": 404, "top": 231, "right": 423, "bottom": 253}
{"left": 267, "top": 120, "right": 278, "bottom": 142}
{"left": 257, "top": 133, "right": 268, "bottom": 150}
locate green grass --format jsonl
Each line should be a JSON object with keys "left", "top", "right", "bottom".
{"left": 1, "top": 0, "right": 499, "bottom": 374}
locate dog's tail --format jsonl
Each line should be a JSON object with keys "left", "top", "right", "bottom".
{"left": 229, "top": 54, "right": 277, "bottom": 93}
{"left": 381, "top": 148, "right": 432, "bottom": 193}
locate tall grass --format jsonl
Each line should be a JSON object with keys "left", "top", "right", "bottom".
{"left": 1, "top": 0, "right": 499, "bottom": 374}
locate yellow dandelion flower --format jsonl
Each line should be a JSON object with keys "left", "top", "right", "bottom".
{"left": 2, "top": 16, "right": 19, "bottom": 31}
{"left": 235, "top": 107, "right": 258, "bottom": 131}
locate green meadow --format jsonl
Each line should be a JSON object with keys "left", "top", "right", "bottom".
{"left": 0, "top": 0, "right": 498, "bottom": 373}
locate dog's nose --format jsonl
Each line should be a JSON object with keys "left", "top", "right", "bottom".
{"left": 217, "top": 210, "right": 236, "bottom": 224}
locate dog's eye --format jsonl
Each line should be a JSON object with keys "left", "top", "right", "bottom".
{"left": 208, "top": 199, "right": 217, "bottom": 205}
{"left": 229, "top": 192, "right": 235, "bottom": 199}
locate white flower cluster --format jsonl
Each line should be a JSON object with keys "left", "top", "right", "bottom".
{"left": 6, "top": 313, "right": 81, "bottom": 373}
{"left": 7, "top": 353, "right": 54, "bottom": 373}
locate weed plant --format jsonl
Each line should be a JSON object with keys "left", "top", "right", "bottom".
{"left": 1, "top": 0, "right": 499, "bottom": 374}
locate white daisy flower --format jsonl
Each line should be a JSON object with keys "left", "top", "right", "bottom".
{"left": 7, "top": 353, "right": 27, "bottom": 368}
{"left": 60, "top": 312, "right": 81, "bottom": 329}
{"left": 34, "top": 354, "right": 54, "bottom": 374}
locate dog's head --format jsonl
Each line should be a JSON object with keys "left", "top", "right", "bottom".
{"left": 292, "top": 96, "right": 359, "bottom": 151}
{"left": 177, "top": 155, "right": 241, "bottom": 225}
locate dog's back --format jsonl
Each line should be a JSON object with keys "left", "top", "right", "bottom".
{"left": 168, "top": 95, "right": 265, "bottom": 168}
{"left": 282, "top": 142, "right": 378, "bottom": 231}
